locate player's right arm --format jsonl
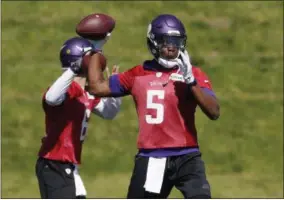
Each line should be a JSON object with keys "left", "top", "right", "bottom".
{"left": 87, "top": 53, "right": 136, "bottom": 97}
{"left": 45, "top": 68, "right": 76, "bottom": 106}
{"left": 45, "top": 56, "right": 84, "bottom": 106}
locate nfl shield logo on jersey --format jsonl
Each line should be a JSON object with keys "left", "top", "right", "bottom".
{"left": 156, "top": 72, "right": 162, "bottom": 77}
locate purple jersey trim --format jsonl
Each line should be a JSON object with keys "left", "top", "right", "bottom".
{"left": 201, "top": 87, "right": 216, "bottom": 97}
{"left": 138, "top": 147, "right": 199, "bottom": 157}
{"left": 109, "top": 75, "right": 129, "bottom": 97}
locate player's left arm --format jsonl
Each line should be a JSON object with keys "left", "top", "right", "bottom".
{"left": 179, "top": 50, "right": 220, "bottom": 120}
{"left": 190, "top": 70, "right": 220, "bottom": 120}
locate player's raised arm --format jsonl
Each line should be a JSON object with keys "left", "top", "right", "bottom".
{"left": 87, "top": 53, "right": 137, "bottom": 98}
{"left": 76, "top": 13, "right": 118, "bottom": 97}
{"left": 178, "top": 50, "right": 220, "bottom": 120}
{"left": 87, "top": 53, "right": 113, "bottom": 97}
{"left": 45, "top": 68, "right": 76, "bottom": 106}
{"left": 90, "top": 65, "right": 122, "bottom": 119}
{"left": 45, "top": 39, "right": 91, "bottom": 106}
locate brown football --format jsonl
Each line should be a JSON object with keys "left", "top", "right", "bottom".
{"left": 76, "top": 13, "right": 115, "bottom": 40}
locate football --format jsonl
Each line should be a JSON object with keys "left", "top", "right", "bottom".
{"left": 82, "top": 52, "right": 107, "bottom": 72}
{"left": 76, "top": 13, "right": 116, "bottom": 40}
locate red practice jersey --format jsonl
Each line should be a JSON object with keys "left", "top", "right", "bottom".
{"left": 38, "top": 82, "right": 100, "bottom": 164}
{"left": 109, "top": 59, "right": 214, "bottom": 149}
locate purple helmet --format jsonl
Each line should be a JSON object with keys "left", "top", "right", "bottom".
{"left": 147, "top": 14, "right": 187, "bottom": 59}
{"left": 59, "top": 37, "right": 93, "bottom": 69}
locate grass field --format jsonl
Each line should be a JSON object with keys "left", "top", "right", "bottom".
{"left": 1, "top": 1, "right": 283, "bottom": 198}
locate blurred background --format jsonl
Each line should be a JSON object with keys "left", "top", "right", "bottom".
{"left": 1, "top": 1, "right": 283, "bottom": 198}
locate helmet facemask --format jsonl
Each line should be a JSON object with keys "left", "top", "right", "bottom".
{"left": 156, "top": 35, "right": 186, "bottom": 58}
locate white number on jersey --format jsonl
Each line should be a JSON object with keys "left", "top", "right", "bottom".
{"left": 146, "top": 90, "right": 165, "bottom": 124}
{"left": 80, "top": 109, "right": 91, "bottom": 142}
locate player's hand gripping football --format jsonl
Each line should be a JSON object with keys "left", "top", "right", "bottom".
{"left": 178, "top": 50, "right": 195, "bottom": 84}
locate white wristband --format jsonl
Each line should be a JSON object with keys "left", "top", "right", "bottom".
{"left": 184, "top": 76, "right": 195, "bottom": 84}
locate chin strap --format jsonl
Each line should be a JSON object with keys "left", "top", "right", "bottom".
{"left": 157, "top": 57, "right": 179, "bottom": 68}
{"left": 157, "top": 50, "right": 182, "bottom": 69}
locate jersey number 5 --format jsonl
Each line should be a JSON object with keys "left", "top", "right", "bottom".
{"left": 146, "top": 90, "right": 165, "bottom": 124}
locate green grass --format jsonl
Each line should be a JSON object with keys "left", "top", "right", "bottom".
{"left": 1, "top": 1, "right": 283, "bottom": 198}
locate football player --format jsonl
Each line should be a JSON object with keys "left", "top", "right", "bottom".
{"left": 35, "top": 37, "right": 121, "bottom": 199}
{"left": 86, "top": 14, "right": 220, "bottom": 198}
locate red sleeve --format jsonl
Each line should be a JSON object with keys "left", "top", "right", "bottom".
{"left": 109, "top": 65, "right": 144, "bottom": 96}
{"left": 68, "top": 82, "right": 84, "bottom": 98}
{"left": 118, "top": 65, "right": 143, "bottom": 91}
{"left": 192, "top": 67, "right": 213, "bottom": 90}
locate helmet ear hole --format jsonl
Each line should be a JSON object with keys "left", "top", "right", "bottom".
{"left": 147, "top": 38, "right": 159, "bottom": 59}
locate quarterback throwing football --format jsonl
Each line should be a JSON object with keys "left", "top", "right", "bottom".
{"left": 36, "top": 37, "right": 121, "bottom": 199}
{"left": 87, "top": 14, "right": 220, "bottom": 198}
